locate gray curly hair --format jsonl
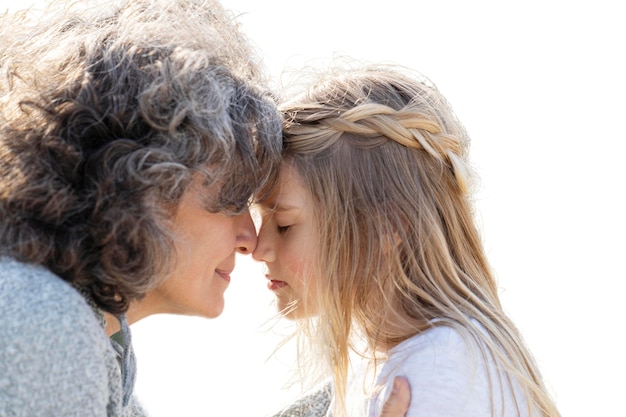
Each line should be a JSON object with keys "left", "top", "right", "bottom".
{"left": 0, "top": 0, "right": 281, "bottom": 314}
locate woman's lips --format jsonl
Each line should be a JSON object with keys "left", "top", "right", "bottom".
{"left": 216, "top": 269, "right": 232, "bottom": 283}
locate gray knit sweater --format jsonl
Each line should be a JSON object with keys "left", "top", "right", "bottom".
{"left": 270, "top": 382, "right": 332, "bottom": 417}
{"left": 0, "top": 257, "right": 146, "bottom": 417}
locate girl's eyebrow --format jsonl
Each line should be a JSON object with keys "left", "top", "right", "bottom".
{"left": 255, "top": 201, "right": 301, "bottom": 214}
{"left": 274, "top": 203, "right": 301, "bottom": 213}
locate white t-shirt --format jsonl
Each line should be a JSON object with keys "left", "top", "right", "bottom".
{"left": 335, "top": 323, "right": 534, "bottom": 417}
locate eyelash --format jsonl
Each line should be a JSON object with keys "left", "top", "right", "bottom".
{"left": 277, "top": 225, "right": 291, "bottom": 234}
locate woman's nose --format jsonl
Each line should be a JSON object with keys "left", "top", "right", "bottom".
{"left": 234, "top": 210, "right": 257, "bottom": 254}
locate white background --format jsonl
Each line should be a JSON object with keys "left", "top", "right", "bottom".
{"left": 3, "top": 1, "right": 625, "bottom": 416}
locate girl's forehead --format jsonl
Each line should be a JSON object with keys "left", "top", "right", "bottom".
{"left": 278, "top": 165, "right": 309, "bottom": 201}
{"left": 257, "top": 164, "right": 309, "bottom": 212}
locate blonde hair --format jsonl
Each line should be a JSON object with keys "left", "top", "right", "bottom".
{"left": 280, "top": 64, "right": 559, "bottom": 416}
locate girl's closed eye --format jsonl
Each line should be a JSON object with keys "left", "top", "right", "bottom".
{"left": 277, "top": 224, "right": 291, "bottom": 234}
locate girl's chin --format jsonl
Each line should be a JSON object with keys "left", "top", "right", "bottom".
{"left": 277, "top": 302, "right": 317, "bottom": 320}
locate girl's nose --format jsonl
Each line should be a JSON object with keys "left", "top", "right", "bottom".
{"left": 252, "top": 223, "right": 275, "bottom": 263}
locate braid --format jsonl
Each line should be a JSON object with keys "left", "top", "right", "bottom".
{"left": 287, "top": 102, "right": 470, "bottom": 193}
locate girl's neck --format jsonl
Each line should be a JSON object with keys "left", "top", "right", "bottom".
{"left": 373, "top": 313, "right": 431, "bottom": 352}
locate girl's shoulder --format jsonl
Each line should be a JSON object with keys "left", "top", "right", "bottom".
{"left": 382, "top": 319, "right": 497, "bottom": 390}
{"left": 375, "top": 319, "right": 528, "bottom": 417}
{"left": 390, "top": 320, "right": 477, "bottom": 357}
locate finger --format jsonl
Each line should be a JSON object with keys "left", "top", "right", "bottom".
{"left": 380, "top": 376, "right": 411, "bottom": 417}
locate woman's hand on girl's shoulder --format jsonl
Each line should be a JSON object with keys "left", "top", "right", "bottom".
{"left": 380, "top": 377, "right": 410, "bottom": 417}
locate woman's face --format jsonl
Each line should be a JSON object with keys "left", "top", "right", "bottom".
{"left": 146, "top": 176, "right": 257, "bottom": 319}
{"left": 253, "top": 163, "right": 319, "bottom": 319}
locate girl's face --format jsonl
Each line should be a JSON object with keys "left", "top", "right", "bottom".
{"left": 145, "top": 176, "right": 258, "bottom": 319}
{"left": 253, "top": 163, "right": 319, "bottom": 319}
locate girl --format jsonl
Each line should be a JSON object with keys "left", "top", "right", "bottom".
{"left": 254, "top": 65, "right": 561, "bottom": 417}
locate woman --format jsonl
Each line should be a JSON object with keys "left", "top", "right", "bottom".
{"left": 253, "top": 64, "right": 561, "bottom": 416}
{"left": 0, "top": 2, "right": 410, "bottom": 415}
{"left": 0, "top": 0, "right": 281, "bottom": 414}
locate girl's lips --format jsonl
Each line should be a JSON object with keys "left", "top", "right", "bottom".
{"left": 267, "top": 279, "right": 287, "bottom": 291}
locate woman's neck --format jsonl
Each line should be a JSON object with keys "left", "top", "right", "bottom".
{"left": 103, "top": 292, "right": 161, "bottom": 336}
